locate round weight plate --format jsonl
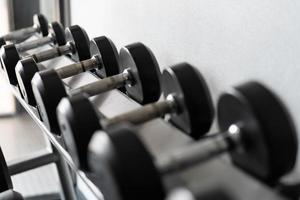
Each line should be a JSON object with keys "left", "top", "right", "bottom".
{"left": 49, "top": 22, "right": 66, "bottom": 46}
{"left": 0, "top": 147, "right": 12, "bottom": 192}
{"left": 31, "top": 69, "right": 67, "bottom": 134}
{"left": 15, "top": 58, "right": 40, "bottom": 106}
{"left": 119, "top": 42, "right": 161, "bottom": 104}
{"left": 217, "top": 82, "right": 298, "bottom": 183}
{"left": 0, "top": 190, "right": 24, "bottom": 200}
{"left": 57, "top": 94, "right": 101, "bottom": 170}
{"left": 88, "top": 123, "right": 166, "bottom": 200}
{"left": 0, "top": 44, "right": 20, "bottom": 85}
{"left": 65, "top": 25, "right": 90, "bottom": 62}
{"left": 91, "top": 36, "right": 120, "bottom": 78}
{"left": 0, "top": 38, "right": 5, "bottom": 70}
{"left": 0, "top": 37, "right": 6, "bottom": 49}
{"left": 161, "top": 63, "right": 214, "bottom": 139}
{"left": 33, "top": 14, "right": 49, "bottom": 36}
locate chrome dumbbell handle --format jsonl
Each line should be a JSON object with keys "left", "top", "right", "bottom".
{"left": 157, "top": 125, "right": 241, "bottom": 175}
{"left": 30, "top": 43, "right": 73, "bottom": 63}
{"left": 69, "top": 69, "right": 132, "bottom": 97}
{"left": 15, "top": 36, "right": 53, "bottom": 52}
{"left": 56, "top": 56, "right": 101, "bottom": 79}
{"left": 2, "top": 26, "right": 38, "bottom": 41}
{"left": 103, "top": 95, "right": 178, "bottom": 127}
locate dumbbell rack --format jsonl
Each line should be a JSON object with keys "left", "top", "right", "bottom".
{"left": 6, "top": 35, "right": 287, "bottom": 200}
{"left": 8, "top": 36, "right": 104, "bottom": 199}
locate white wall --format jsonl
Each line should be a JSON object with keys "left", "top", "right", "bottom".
{"left": 70, "top": 0, "right": 300, "bottom": 174}
{"left": 40, "top": 0, "right": 61, "bottom": 23}
{"left": 0, "top": 0, "right": 15, "bottom": 115}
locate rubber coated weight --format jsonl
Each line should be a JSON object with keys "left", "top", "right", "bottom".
{"left": 0, "top": 147, "right": 12, "bottom": 192}
{"left": 1, "top": 14, "right": 48, "bottom": 44}
{"left": 65, "top": 25, "right": 90, "bottom": 61}
{"left": 162, "top": 63, "right": 214, "bottom": 139}
{"left": 49, "top": 22, "right": 66, "bottom": 46}
{"left": 15, "top": 58, "right": 40, "bottom": 105}
{"left": 0, "top": 44, "right": 20, "bottom": 85}
{"left": 0, "top": 190, "right": 24, "bottom": 200}
{"left": 57, "top": 93, "right": 101, "bottom": 170}
{"left": 88, "top": 123, "right": 166, "bottom": 200}
{"left": 32, "top": 70, "right": 67, "bottom": 134}
{"left": 0, "top": 37, "right": 6, "bottom": 49}
{"left": 91, "top": 36, "right": 120, "bottom": 78}
{"left": 33, "top": 14, "right": 49, "bottom": 36}
{"left": 119, "top": 42, "right": 161, "bottom": 104}
{"left": 0, "top": 38, "right": 6, "bottom": 69}
{"left": 217, "top": 82, "right": 298, "bottom": 183}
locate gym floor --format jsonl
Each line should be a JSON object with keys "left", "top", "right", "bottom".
{"left": 0, "top": 109, "right": 59, "bottom": 198}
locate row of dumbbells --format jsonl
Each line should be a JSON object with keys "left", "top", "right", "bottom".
{"left": 0, "top": 14, "right": 299, "bottom": 200}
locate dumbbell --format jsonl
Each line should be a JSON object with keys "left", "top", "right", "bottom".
{"left": 0, "top": 22, "right": 66, "bottom": 82}
{"left": 0, "top": 14, "right": 48, "bottom": 47}
{"left": 85, "top": 81, "right": 298, "bottom": 200}
{"left": 57, "top": 63, "right": 214, "bottom": 170}
{"left": 16, "top": 36, "right": 118, "bottom": 106}
{"left": 0, "top": 190, "right": 24, "bottom": 200}
{"left": 1, "top": 25, "right": 90, "bottom": 85}
{"left": 1, "top": 22, "right": 66, "bottom": 85}
{"left": 0, "top": 146, "right": 58, "bottom": 193}
{"left": 32, "top": 42, "right": 161, "bottom": 134}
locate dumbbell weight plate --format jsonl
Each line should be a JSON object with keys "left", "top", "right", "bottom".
{"left": 88, "top": 123, "right": 166, "bottom": 200}
{"left": 0, "top": 44, "right": 20, "bottom": 85}
{"left": 65, "top": 25, "right": 90, "bottom": 62}
{"left": 161, "top": 63, "right": 214, "bottom": 139}
{"left": 0, "top": 38, "right": 5, "bottom": 69}
{"left": 0, "top": 147, "right": 12, "bottom": 192}
{"left": 15, "top": 58, "right": 39, "bottom": 105}
{"left": 33, "top": 14, "right": 49, "bottom": 37}
{"left": 91, "top": 36, "right": 120, "bottom": 78}
{"left": 48, "top": 22, "right": 66, "bottom": 46}
{"left": 58, "top": 94, "right": 101, "bottom": 169}
{"left": 0, "top": 190, "right": 24, "bottom": 200}
{"left": 0, "top": 37, "right": 6, "bottom": 49}
{"left": 217, "top": 82, "right": 298, "bottom": 183}
{"left": 119, "top": 43, "right": 161, "bottom": 104}
{"left": 32, "top": 70, "right": 67, "bottom": 134}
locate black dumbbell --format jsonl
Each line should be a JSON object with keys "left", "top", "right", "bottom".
{"left": 0, "top": 146, "right": 58, "bottom": 193}
{"left": 1, "top": 22, "right": 66, "bottom": 85}
{"left": 32, "top": 42, "right": 161, "bottom": 134}
{"left": 84, "top": 81, "right": 298, "bottom": 200}
{"left": 0, "top": 14, "right": 48, "bottom": 47}
{"left": 16, "top": 36, "right": 118, "bottom": 106}
{"left": 57, "top": 63, "right": 214, "bottom": 170}
{"left": 1, "top": 25, "right": 90, "bottom": 85}
{"left": 0, "top": 190, "right": 24, "bottom": 200}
